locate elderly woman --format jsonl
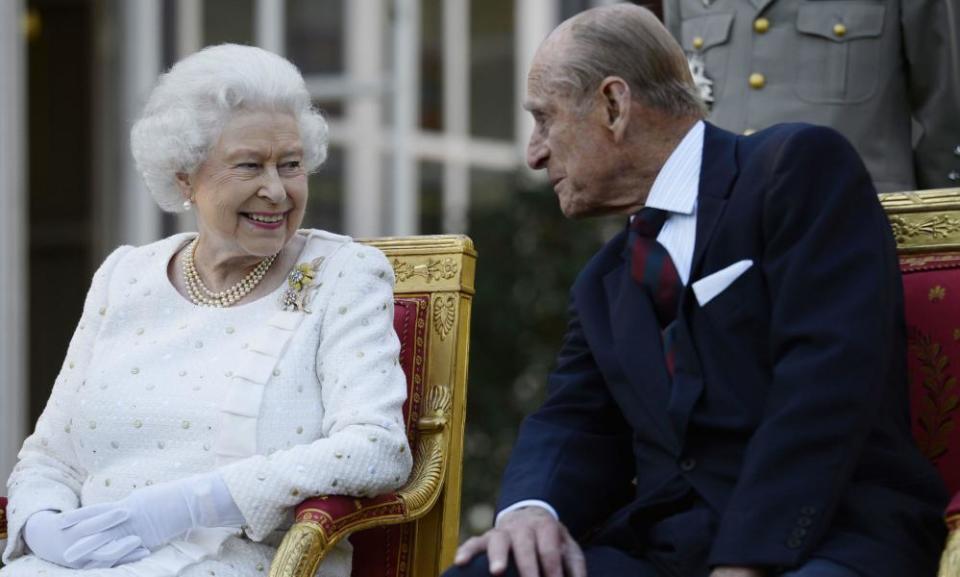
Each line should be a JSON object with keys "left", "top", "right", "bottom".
{"left": 1, "top": 44, "right": 412, "bottom": 577}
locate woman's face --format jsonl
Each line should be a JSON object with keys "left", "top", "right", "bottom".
{"left": 179, "top": 110, "right": 308, "bottom": 260}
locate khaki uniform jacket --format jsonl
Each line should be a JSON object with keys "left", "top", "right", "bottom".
{"left": 664, "top": 0, "right": 960, "bottom": 192}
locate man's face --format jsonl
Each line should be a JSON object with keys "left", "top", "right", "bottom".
{"left": 524, "top": 56, "right": 624, "bottom": 219}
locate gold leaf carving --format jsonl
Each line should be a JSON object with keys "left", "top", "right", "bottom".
{"left": 269, "top": 523, "right": 328, "bottom": 577}
{"left": 909, "top": 329, "right": 960, "bottom": 462}
{"left": 392, "top": 258, "right": 459, "bottom": 283}
{"left": 419, "top": 385, "right": 452, "bottom": 430}
{"left": 397, "top": 385, "right": 452, "bottom": 514}
{"left": 433, "top": 294, "right": 457, "bottom": 341}
{"left": 890, "top": 214, "right": 960, "bottom": 245}
{"left": 397, "top": 437, "right": 445, "bottom": 513}
{"left": 931, "top": 285, "right": 948, "bottom": 302}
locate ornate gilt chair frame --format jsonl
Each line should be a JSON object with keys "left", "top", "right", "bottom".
{"left": 269, "top": 234, "right": 476, "bottom": 577}
{"left": 880, "top": 188, "right": 960, "bottom": 577}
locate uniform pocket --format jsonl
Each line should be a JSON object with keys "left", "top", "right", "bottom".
{"left": 794, "top": 2, "right": 887, "bottom": 103}
{"left": 681, "top": 13, "right": 734, "bottom": 96}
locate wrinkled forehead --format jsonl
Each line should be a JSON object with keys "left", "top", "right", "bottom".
{"left": 526, "top": 26, "right": 573, "bottom": 96}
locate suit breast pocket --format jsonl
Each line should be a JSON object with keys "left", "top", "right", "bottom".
{"left": 697, "top": 264, "right": 764, "bottom": 329}
{"left": 794, "top": 2, "right": 887, "bottom": 104}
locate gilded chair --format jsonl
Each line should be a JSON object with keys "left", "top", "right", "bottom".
{"left": 881, "top": 189, "right": 960, "bottom": 577}
{"left": 0, "top": 235, "right": 476, "bottom": 577}
{"left": 269, "top": 234, "right": 475, "bottom": 577}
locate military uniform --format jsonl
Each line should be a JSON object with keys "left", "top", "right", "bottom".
{"left": 663, "top": 0, "right": 960, "bottom": 192}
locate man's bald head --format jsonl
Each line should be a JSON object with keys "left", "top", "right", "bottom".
{"left": 534, "top": 4, "right": 705, "bottom": 119}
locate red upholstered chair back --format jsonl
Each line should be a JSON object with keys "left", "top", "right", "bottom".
{"left": 902, "top": 254, "right": 960, "bottom": 495}
{"left": 348, "top": 297, "right": 429, "bottom": 577}
{"left": 884, "top": 190, "right": 960, "bottom": 577}
{"left": 0, "top": 496, "right": 7, "bottom": 542}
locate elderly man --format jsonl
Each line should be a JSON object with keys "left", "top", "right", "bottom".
{"left": 447, "top": 5, "right": 946, "bottom": 577}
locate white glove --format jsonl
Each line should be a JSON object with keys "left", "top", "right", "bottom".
{"left": 23, "top": 509, "right": 150, "bottom": 569}
{"left": 58, "top": 472, "right": 245, "bottom": 550}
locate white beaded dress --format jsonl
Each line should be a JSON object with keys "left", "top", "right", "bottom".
{"left": 1, "top": 230, "right": 412, "bottom": 577}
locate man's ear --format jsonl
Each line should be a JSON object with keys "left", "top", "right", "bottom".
{"left": 175, "top": 172, "right": 193, "bottom": 201}
{"left": 599, "top": 76, "right": 631, "bottom": 142}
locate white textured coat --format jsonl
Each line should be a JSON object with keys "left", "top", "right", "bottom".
{"left": 1, "top": 230, "right": 413, "bottom": 577}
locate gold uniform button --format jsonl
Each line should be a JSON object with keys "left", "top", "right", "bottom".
{"left": 833, "top": 23, "right": 847, "bottom": 37}
{"left": 749, "top": 73, "right": 766, "bottom": 90}
{"left": 692, "top": 36, "right": 704, "bottom": 50}
{"left": 754, "top": 18, "right": 770, "bottom": 34}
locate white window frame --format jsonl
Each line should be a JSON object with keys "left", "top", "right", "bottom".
{"left": 179, "top": 0, "right": 559, "bottom": 237}
{"left": 0, "top": 0, "right": 28, "bottom": 484}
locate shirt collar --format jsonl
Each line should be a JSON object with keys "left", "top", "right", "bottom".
{"left": 643, "top": 120, "right": 704, "bottom": 216}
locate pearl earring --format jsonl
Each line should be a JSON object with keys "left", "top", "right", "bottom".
{"left": 182, "top": 199, "right": 192, "bottom": 211}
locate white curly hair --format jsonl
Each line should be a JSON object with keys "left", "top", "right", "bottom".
{"left": 131, "top": 44, "right": 328, "bottom": 212}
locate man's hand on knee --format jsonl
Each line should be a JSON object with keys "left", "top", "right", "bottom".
{"left": 453, "top": 507, "right": 586, "bottom": 577}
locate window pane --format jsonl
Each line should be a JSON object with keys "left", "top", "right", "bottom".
{"left": 286, "top": 0, "right": 344, "bottom": 75}
{"left": 420, "top": 0, "right": 443, "bottom": 131}
{"left": 561, "top": 1, "right": 662, "bottom": 21}
{"left": 419, "top": 161, "right": 444, "bottom": 233}
{"left": 559, "top": 0, "right": 591, "bottom": 20}
{"left": 315, "top": 100, "right": 344, "bottom": 119}
{"left": 203, "top": 0, "right": 254, "bottom": 45}
{"left": 470, "top": 0, "right": 514, "bottom": 140}
{"left": 303, "top": 145, "right": 344, "bottom": 233}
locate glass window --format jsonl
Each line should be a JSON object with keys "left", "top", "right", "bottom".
{"left": 562, "top": 1, "right": 663, "bottom": 21}
{"left": 419, "top": 161, "right": 444, "bottom": 233}
{"left": 203, "top": 0, "right": 254, "bottom": 45}
{"left": 470, "top": 0, "right": 514, "bottom": 140}
{"left": 559, "top": 0, "right": 592, "bottom": 20}
{"left": 315, "top": 100, "right": 344, "bottom": 119}
{"left": 303, "top": 145, "right": 344, "bottom": 234}
{"left": 420, "top": 0, "right": 444, "bottom": 131}
{"left": 286, "top": 0, "right": 345, "bottom": 75}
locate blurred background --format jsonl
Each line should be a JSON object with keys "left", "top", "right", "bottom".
{"left": 0, "top": 0, "right": 660, "bottom": 540}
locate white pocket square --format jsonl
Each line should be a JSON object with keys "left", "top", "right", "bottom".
{"left": 692, "top": 259, "right": 753, "bottom": 306}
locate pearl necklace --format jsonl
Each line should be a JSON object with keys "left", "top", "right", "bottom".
{"left": 182, "top": 238, "right": 279, "bottom": 308}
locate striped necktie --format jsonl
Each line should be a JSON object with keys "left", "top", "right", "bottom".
{"left": 629, "top": 207, "right": 682, "bottom": 375}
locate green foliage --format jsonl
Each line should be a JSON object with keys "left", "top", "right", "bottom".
{"left": 460, "top": 177, "right": 619, "bottom": 535}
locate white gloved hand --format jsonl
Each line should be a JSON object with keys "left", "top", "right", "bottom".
{"left": 23, "top": 509, "right": 150, "bottom": 569}
{"left": 59, "top": 472, "right": 245, "bottom": 550}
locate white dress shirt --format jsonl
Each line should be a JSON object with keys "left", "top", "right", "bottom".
{"left": 496, "top": 120, "right": 705, "bottom": 526}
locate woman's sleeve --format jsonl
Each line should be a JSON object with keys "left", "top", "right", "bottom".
{"left": 220, "top": 243, "right": 413, "bottom": 541}
{"left": 3, "top": 245, "right": 132, "bottom": 563}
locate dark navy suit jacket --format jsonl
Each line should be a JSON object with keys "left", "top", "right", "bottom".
{"left": 497, "top": 123, "right": 947, "bottom": 577}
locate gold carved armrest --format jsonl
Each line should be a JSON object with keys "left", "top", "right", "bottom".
{"left": 269, "top": 385, "right": 453, "bottom": 577}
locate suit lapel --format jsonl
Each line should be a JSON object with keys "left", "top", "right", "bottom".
{"left": 601, "top": 246, "right": 679, "bottom": 451}
{"left": 749, "top": 0, "right": 776, "bottom": 14}
{"left": 669, "top": 122, "right": 740, "bottom": 441}
{"left": 690, "top": 122, "right": 739, "bottom": 281}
